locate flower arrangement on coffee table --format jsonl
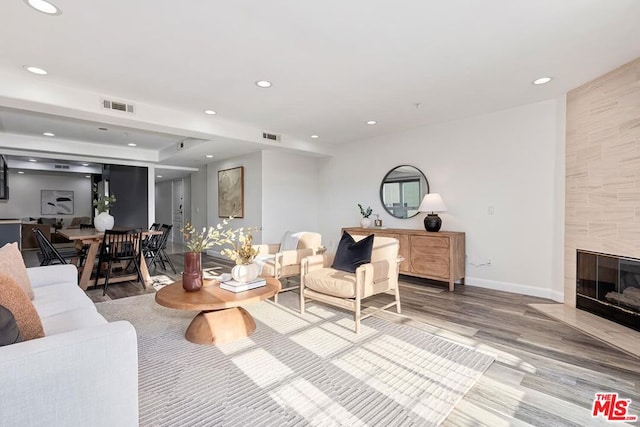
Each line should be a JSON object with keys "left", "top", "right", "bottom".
{"left": 221, "top": 227, "right": 262, "bottom": 283}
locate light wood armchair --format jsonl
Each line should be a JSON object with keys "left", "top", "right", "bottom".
{"left": 253, "top": 231, "right": 322, "bottom": 303}
{"left": 300, "top": 235, "right": 402, "bottom": 333}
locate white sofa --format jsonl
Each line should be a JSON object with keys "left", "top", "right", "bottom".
{"left": 0, "top": 264, "right": 138, "bottom": 427}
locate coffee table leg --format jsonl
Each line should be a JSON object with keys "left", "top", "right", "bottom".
{"left": 185, "top": 307, "right": 257, "bottom": 345}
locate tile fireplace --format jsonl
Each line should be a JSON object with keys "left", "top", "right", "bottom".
{"left": 576, "top": 250, "right": 640, "bottom": 333}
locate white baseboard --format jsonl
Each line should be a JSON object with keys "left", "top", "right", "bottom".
{"left": 465, "top": 276, "right": 564, "bottom": 302}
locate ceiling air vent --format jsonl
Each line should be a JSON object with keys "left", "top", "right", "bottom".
{"left": 101, "top": 98, "right": 135, "bottom": 114}
{"left": 54, "top": 164, "right": 70, "bottom": 170}
{"left": 262, "top": 131, "right": 281, "bottom": 142}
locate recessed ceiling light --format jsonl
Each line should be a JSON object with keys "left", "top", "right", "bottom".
{"left": 366, "top": 120, "right": 377, "bottom": 125}
{"left": 98, "top": 127, "right": 108, "bottom": 131}
{"left": 255, "top": 80, "right": 272, "bottom": 88}
{"left": 127, "top": 143, "right": 137, "bottom": 147}
{"left": 24, "top": 65, "right": 47, "bottom": 75}
{"left": 204, "top": 110, "right": 217, "bottom": 115}
{"left": 532, "top": 77, "right": 552, "bottom": 85}
{"left": 157, "top": 175, "right": 163, "bottom": 178}
{"left": 24, "top": 0, "right": 61, "bottom": 15}
{"left": 81, "top": 163, "right": 89, "bottom": 166}
{"left": 311, "top": 135, "right": 319, "bottom": 139}
{"left": 85, "top": 175, "right": 91, "bottom": 178}
{"left": 28, "top": 159, "right": 37, "bottom": 162}
{"left": 205, "top": 154, "right": 214, "bottom": 158}
{"left": 18, "top": 171, "right": 24, "bottom": 174}
{"left": 43, "top": 132, "right": 55, "bottom": 137}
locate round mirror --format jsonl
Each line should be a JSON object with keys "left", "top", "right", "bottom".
{"left": 379, "top": 165, "right": 429, "bottom": 219}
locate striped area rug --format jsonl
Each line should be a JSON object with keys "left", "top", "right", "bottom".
{"left": 96, "top": 293, "right": 495, "bottom": 426}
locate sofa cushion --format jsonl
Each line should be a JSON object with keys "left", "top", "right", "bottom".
{"left": 0, "top": 242, "right": 34, "bottom": 300}
{"left": 0, "top": 274, "right": 44, "bottom": 340}
{"left": 40, "top": 307, "right": 107, "bottom": 336}
{"left": 331, "top": 232, "right": 374, "bottom": 273}
{"left": 0, "top": 304, "right": 23, "bottom": 346}
{"left": 32, "top": 282, "right": 96, "bottom": 318}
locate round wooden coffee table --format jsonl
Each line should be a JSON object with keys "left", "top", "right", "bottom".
{"left": 155, "top": 278, "right": 281, "bottom": 345}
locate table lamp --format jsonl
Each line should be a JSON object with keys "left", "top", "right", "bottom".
{"left": 418, "top": 193, "right": 447, "bottom": 232}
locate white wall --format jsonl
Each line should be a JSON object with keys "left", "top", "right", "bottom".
{"left": 261, "top": 150, "right": 321, "bottom": 243}
{"left": 190, "top": 167, "right": 208, "bottom": 231}
{"left": 318, "top": 99, "right": 564, "bottom": 301}
{"left": 207, "top": 151, "right": 263, "bottom": 245}
{"left": 0, "top": 171, "right": 92, "bottom": 225}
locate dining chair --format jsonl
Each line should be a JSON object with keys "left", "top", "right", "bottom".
{"left": 144, "top": 224, "right": 176, "bottom": 274}
{"left": 75, "top": 223, "right": 95, "bottom": 266}
{"left": 32, "top": 228, "right": 79, "bottom": 266}
{"left": 94, "top": 229, "right": 144, "bottom": 295}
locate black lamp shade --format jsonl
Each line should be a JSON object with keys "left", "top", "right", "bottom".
{"left": 424, "top": 214, "right": 442, "bottom": 232}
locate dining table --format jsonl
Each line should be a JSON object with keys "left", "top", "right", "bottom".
{"left": 57, "top": 227, "right": 164, "bottom": 290}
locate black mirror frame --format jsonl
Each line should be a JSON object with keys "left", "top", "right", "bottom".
{"left": 379, "top": 164, "right": 430, "bottom": 219}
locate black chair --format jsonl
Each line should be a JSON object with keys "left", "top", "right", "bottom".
{"left": 76, "top": 223, "right": 95, "bottom": 266}
{"left": 141, "top": 223, "right": 161, "bottom": 252}
{"left": 32, "top": 228, "right": 79, "bottom": 266}
{"left": 94, "top": 229, "right": 144, "bottom": 295}
{"left": 144, "top": 224, "right": 176, "bottom": 274}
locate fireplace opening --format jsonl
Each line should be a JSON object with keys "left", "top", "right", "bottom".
{"left": 576, "top": 250, "right": 640, "bottom": 332}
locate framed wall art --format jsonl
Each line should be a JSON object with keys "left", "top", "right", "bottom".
{"left": 41, "top": 190, "right": 74, "bottom": 215}
{"left": 218, "top": 166, "right": 244, "bottom": 218}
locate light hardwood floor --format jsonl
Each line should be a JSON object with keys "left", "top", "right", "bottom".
{"left": 24, "top": 247, "right": 640, "bottom": 426}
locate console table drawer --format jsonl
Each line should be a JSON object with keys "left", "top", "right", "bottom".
{"left": 412, "top": 235, "right": 449, "bottom": 251}
{"left": 410, "top": 254, "right": 450, "bottom": 278}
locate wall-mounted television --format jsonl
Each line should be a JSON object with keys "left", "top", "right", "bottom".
{"left": 0, "top": 155, "right": 8, "bottom": 200}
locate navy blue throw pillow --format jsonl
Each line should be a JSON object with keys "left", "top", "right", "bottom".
{"left": 0, "top": 304, "right": 23, "bottom": 347}
{"left": 331, "top": 232, "right": 374, "bottom": 273}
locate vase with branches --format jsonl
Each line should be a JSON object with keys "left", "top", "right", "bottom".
{"left": 93, "top": 184, "right": 117, "bottom": 232}
{"left": 221, "top": 227, "right": 261, "bottom": 283}
{"left": 180, "top": 218, "right": 237, "bottom": 291}
{"left": 358, "top": 203, "right": 373, "bottom": 228}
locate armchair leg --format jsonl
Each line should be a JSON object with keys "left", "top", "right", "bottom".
{"left": 274, "top": 292, "right": 279, "bottom": 304}
{"left": 395, "top": 286, "right": 402, "bottom": 314}
{"left": 299, "top": 290, "right": 305, "bottom": 315}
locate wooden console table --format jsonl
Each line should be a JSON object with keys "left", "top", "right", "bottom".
{"left": 342, "top": 227, "right": 465, "bottom": 291}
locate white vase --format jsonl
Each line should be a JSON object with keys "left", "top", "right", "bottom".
{"left": 360, "top": 217, "right": 373, "bottom": 228}
{"left": 231, "top": 263, "right": 260, "bottom": 283}
{"left": 94, "top": 212, "right": 114, "bottom": 232}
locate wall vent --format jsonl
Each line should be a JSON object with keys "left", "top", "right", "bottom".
{"left": 101, "top": 98, "right": 135, "bottom": 114}
{"left": 54, "top": 164, "right": 70, "bottom": 170}
{"left": 262, "top": 131, "right": 281, "bottom": 142}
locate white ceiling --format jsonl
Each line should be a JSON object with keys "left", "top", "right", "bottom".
{"left": 0, "top": 0, "right": 639, "bottom": 165}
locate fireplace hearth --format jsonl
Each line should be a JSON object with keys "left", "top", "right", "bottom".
{"left": 576, "top": 250, "right": 640, "bottom": 332}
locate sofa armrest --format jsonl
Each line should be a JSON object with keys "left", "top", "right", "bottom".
{"left": 27, "top": 264, "right": 78, "bottom": 289}
{"left": 0, "top": 321, "right": 138, "bottom": 427}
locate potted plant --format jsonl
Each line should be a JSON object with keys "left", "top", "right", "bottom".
{"left": 180, "top": 219, "right": 235, "bottom": 291}
{"left": 358, "top": 203, "right": 373, "bottom": 228}
{"left": 93, "top": 184, "right": 117, "bottom": 232}
{"left": 221, "top": 227, "right": 261, "bottom": 283}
